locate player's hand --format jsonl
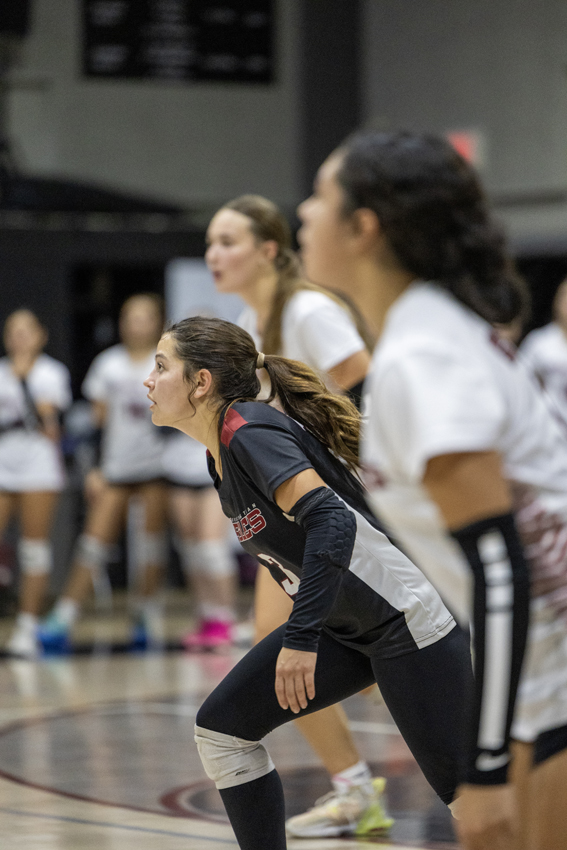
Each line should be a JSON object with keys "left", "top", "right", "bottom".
{"left": 275, "top": 647, "right": 317, "bottom": 714}
{"left": 453, "top": 783, "right": 517, "bottom": 850}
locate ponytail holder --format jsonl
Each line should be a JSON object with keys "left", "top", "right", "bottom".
{"left": 256, "top": 352, "right": 265, "bottom": 369}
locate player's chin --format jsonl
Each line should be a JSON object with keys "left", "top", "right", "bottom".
{"left": 150, "top": 406, "right": 165, "bottom": 426}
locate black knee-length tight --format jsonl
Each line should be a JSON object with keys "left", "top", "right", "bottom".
{"left": 196, "top": 624, "right": 472, "bottom": 850}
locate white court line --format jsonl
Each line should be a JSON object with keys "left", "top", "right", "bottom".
{"left": 348, "top": 720, "right": 399, "bottom": 735}
{"left": 0, "top": 806, "right": 237, "bottom": 844}
{"left": 92, "top": 704, "right": 401, "bottom": 735}
{"left": 93, "top": 702, "right": 199, "bottom": 716}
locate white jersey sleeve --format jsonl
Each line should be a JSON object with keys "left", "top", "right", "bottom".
{"left": 282, "top": 291, "right": 365, "bottom": 373}
{"left": 81, "top": 348, "right": 115, "bottom": 403}
{"left": 237, "top": 306, "right": 261, "bottom": 350}
{"left": 28, "top": 356, "right": 72, "bottom": 411}
{"left": 368, "top": 341, "right": 505, "bottom": 482}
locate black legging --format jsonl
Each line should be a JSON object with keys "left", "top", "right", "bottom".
{"left": 196, "top": 624, "right": 472, "bottom": 849}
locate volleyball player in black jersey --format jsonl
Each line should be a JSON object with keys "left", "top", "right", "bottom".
{"left": 144, "top": 316, "right": 472, "bottom": 850}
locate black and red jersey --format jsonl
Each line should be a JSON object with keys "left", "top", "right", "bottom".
{"left": 207, "top": 402, "right": 454, "bottom": 658}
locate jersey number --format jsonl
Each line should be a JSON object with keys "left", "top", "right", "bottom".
{"left": 257, "top": 553, "right": 300, "bottom": 597}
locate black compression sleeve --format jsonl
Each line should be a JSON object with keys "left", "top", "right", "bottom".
{"left": 282, "top": 487, "right": 356, "bottom": 653}
{"left": 452, "top": 513, "right": 530, "bottom": 785}
{"left": 345, "top": 380, "right": 365, "bottom": 411}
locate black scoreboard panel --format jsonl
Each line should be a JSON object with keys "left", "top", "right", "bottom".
{"left": 82, "top": 0, "right": 274, "bottom": 82}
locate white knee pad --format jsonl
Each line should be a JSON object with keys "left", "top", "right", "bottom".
{"left": 18, "top": 539, "right": 52, "bottom": 576}
{"left": 194, "top": 725, "right": 275, "bottom": 790}
{"left": 75, "top": 534, "right": 110, "bottom": 575}
{"left": 138, "top": 532, "right": 168, "bottom": 569}
{"left": 181, "top": 540, "right": 236, "bottom": 579}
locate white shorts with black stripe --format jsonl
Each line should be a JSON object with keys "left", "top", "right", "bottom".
{"left": 513, "top": 596, "right": 567, "bottom": 742}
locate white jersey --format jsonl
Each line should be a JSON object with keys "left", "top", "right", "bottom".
{"left": 0, "top": 354, "right": 71, "bottom": 491}
{"left": 362, "top": 281, "right": 567, "bottom": 739}
{"left": 82, "top": 345, "right": 163, "bottom": 483}
{"left": 161, "top": 430, "right": 210, "bottom": 487}
{"left": 363, "top": 281, "right": 567, "bottom": 621}
{"left": 520, "top": 322, "right": 567, "bottom": 427}
{"left": 238, "top": 289, "right": 365, "bottom": 388}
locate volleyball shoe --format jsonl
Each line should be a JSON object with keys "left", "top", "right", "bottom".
{"left": 37, "top": 614, "right": 71, "bottom": 654}
{"left": 285, "top": 776, "right": 394, "bottom": 838}
{"left": 182, "top": 619, "right": 233, "bottom": 650}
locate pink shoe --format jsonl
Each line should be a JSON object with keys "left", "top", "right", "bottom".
{"left": 182, "top": 619, "right": 233, "bottom": 650}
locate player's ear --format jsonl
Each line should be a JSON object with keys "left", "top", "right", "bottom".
{"left": 350, "top": 207, "right": 381, "bottom": 249}
{"left": 261, "top": 239, "right": 279, "bottom": 264}
{"left": 192, "top": 368, "right": 214, "bottom": 399}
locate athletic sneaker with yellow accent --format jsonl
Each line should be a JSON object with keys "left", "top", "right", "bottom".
{"left": 285, "top": 776, "right": 394, "bottom": 838}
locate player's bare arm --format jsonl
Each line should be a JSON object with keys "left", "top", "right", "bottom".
{"left": 424, "top": 450, "right": 526, "bottom": 850}
{"left": 423, "top": 450, "right": 512, "bottom": 527}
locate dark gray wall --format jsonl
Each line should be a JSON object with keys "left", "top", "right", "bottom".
{"left": 362, "top": 0, "right": 567, "bottom": 250}
{"left": 9, "top": 0, "right": 301, "bottom": 211}
{"left": 7, "top": 1, "right": 567, "bottom": 247}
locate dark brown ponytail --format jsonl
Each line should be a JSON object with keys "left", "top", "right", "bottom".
{"left": 167, "top": 316, "right": 361, "bottom": 472}
{"left": 262, "top": 355, "right": 361, "bottom": 472}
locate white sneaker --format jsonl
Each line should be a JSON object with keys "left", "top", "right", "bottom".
{"left": 6, "top": 626, "right": 40, "bottom": 659}
{"left": 285, "top": 776, "right": 394, "bottom": 838}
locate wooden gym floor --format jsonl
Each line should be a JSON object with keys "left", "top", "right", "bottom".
{"left": 0, "top": 592, "right": 458, "bottom": 850}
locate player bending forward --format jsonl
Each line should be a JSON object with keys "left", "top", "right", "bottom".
{"left": 144, "top": 315, "right": 473, "bottom": 850}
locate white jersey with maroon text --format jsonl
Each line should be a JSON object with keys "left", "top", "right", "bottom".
{"left": 362, "top": 281, "right": 567, "bottom": 740}
{"left": 0, "top": 354, "right": 71, "bottom": 492}
{"left": 520, "top": 322, "right": 567, "bottom": 428}
{"left": 82, "top": 345, "right": 163, "bottom": 483}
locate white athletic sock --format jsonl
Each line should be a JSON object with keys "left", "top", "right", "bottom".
{"left": 132, "top": 597, "right": 164, "bottom": 642}
{"left": 15, "top": 612, "right": 39, "bottom": 633}
{"left": 331, "top": 760, "right": 374, "bottom": 797}
{"left": 199, "top": 602, "right": 235, "bottom": 623}
{"left": 131, "top": 596, "right": 162, "bottom": 620}
{"left": 52, "top": 598, "right": 80, "bottom": 627}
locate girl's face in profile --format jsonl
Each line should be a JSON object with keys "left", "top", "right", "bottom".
{"left": 205, "top": 208, "right": 273, "bottom": 295}
{"left": 144, "top": 334, "right": 192, "bottom": 429}
{"left": 297, "top": 152, "right": 358, "bottom": 291}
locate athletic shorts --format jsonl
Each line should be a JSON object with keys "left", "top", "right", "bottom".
{"left": 167, "top": 479, "right": 212, "bottom": 492}
{"left": 513, "top": 596, "right": 567, "bottom": 743}
{"left": 0, "top": 431, "right": 65, "bottom": 492}
{"left": 103, "top": 476, "right": 166, "bottom": 488}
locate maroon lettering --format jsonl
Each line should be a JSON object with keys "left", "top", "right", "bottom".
{"left": 247, "top": 508, "right": 266, "bottom": 534}
{"left": 231, "top": 508, "right": 267, "bottom": 543}
{"left": 239, "top": 515, "right": 253, "bottom": 541}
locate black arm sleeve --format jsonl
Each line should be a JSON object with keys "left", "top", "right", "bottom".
{"left": 452, "top": 512, "right": 530, "bottom": 785}
{"left": 282, "top": 487, "right": 356, "bottom": 653}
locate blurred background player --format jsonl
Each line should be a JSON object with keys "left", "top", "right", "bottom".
{"left": 298, "top": 129, "right": 567, "bottom": 850}
{"left": 0, "top": 309, "right": 71, "bottom": 658}
{"left": 520, "top": 277, "right": 567, "bottom": 428}
{"left": 40, "top": 293, "right": 168, "bottom": 650}
{"left": 162, "top": 429, "right": 237, "bottom": 649}
{"left": 205, "top": 195, "right": 390, "bottom": 840}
